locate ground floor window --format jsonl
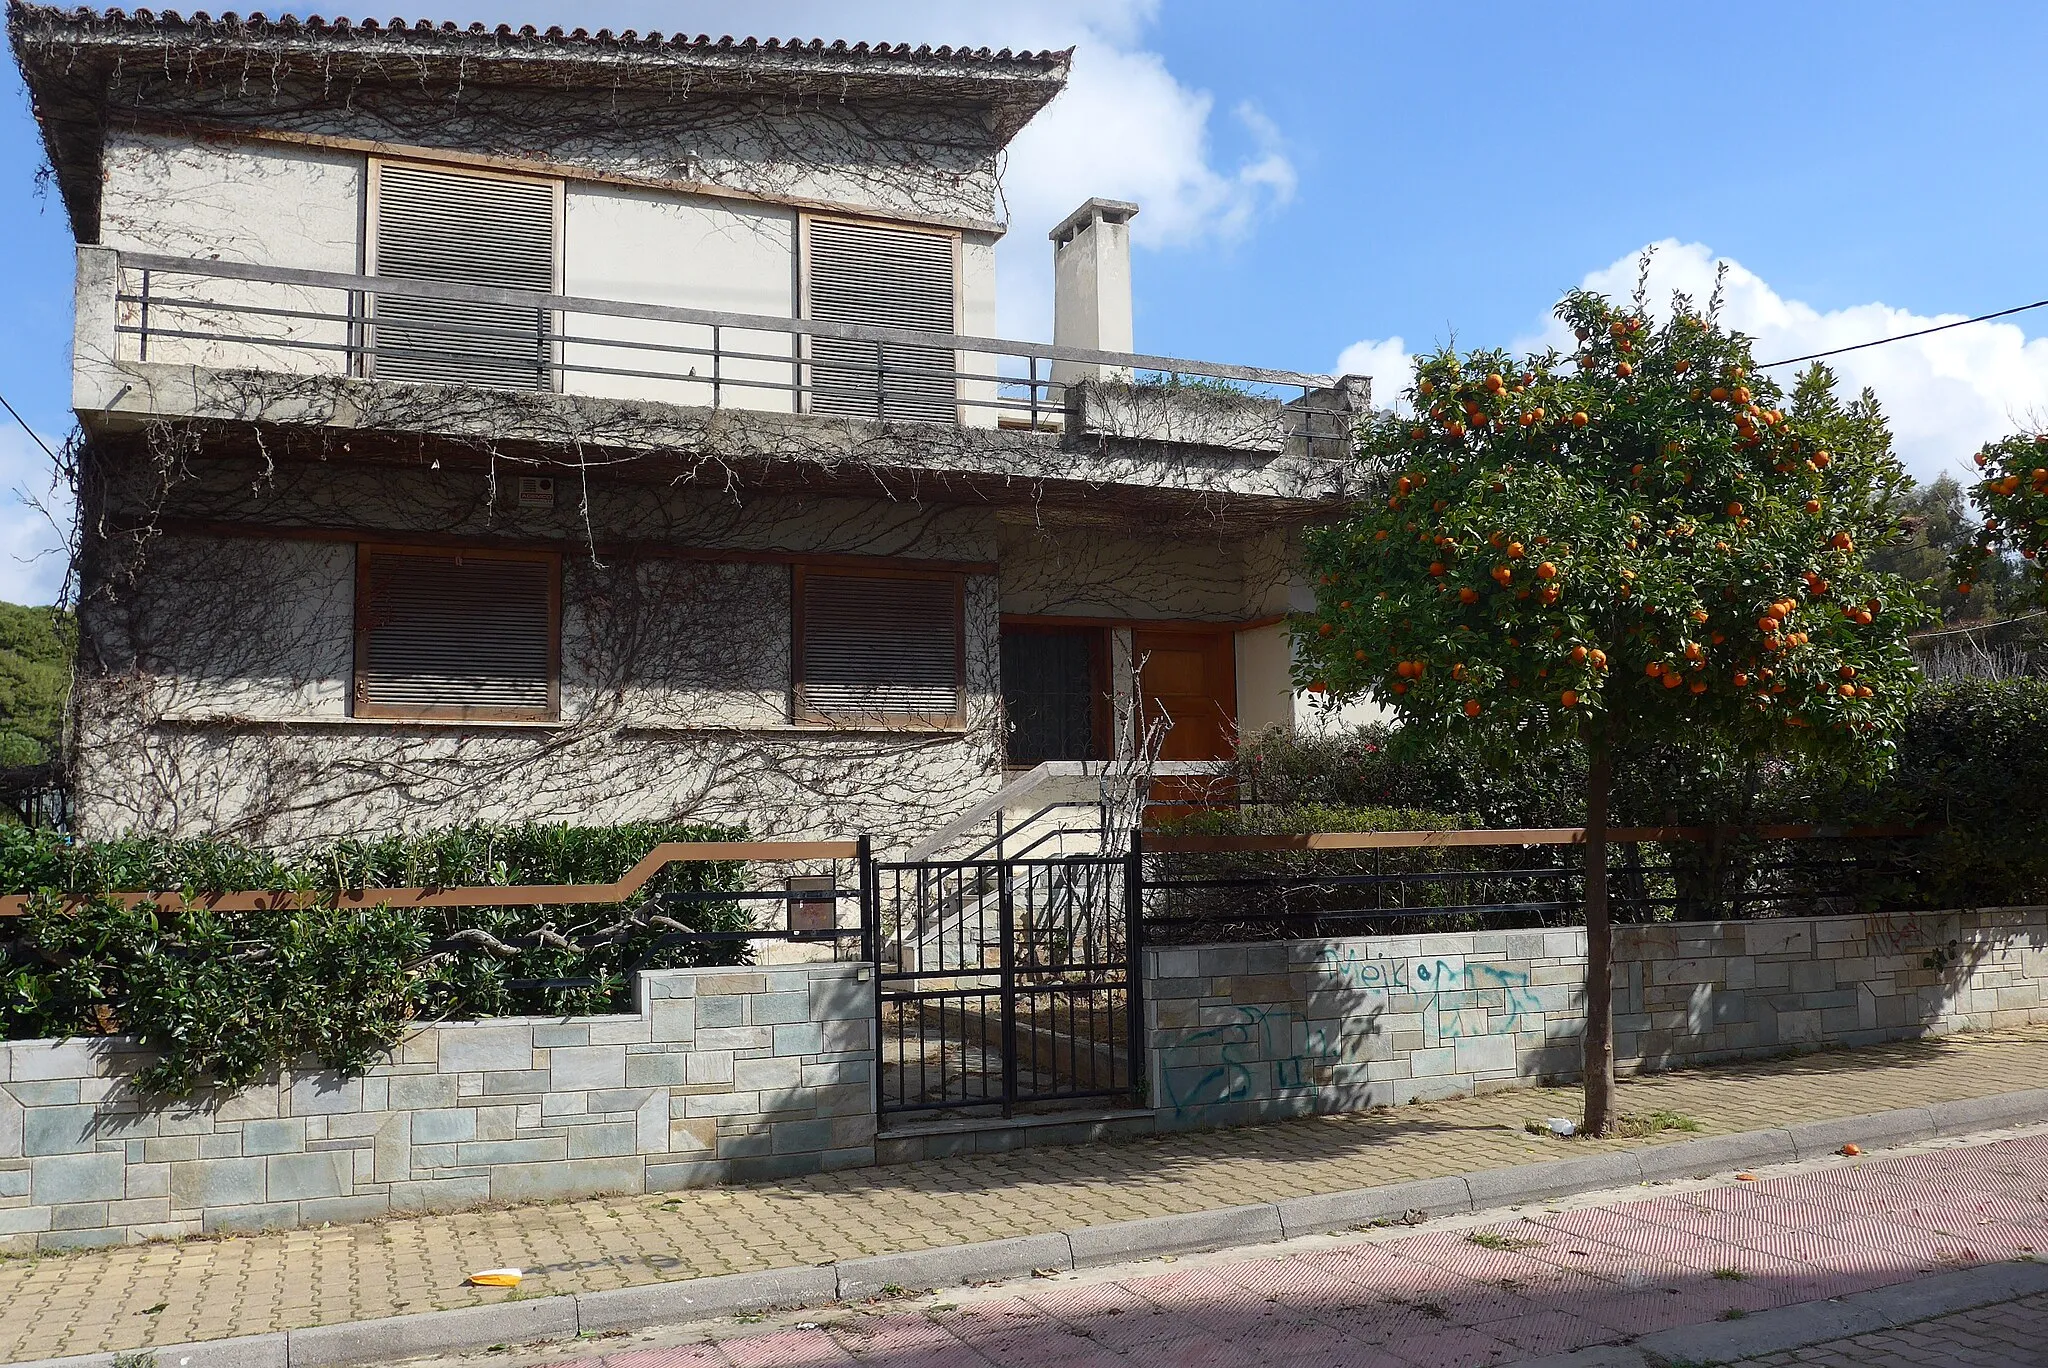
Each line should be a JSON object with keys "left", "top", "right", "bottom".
{"left": 354, "top": 544, "right": 560, "bottom": 721}
{"left": 793, "top": 566, "right": 965, "bottom": 727}
{"left": 1000, "top": 625, "right": 1109, "bottom": 765}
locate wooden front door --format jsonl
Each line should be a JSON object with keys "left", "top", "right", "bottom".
{"left": 1134, "top": 629, "right": 1236, "bottom": 813}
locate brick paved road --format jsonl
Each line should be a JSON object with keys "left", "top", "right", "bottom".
{"left": 1747, "top": 1290, "right": 2048, "bottom": 1367}
{"left": 8, "top": 1028, "right": 2048, "bottom": 1363}
{"left": 526, "top": 1131, "right": 2048, "bottom": 1368}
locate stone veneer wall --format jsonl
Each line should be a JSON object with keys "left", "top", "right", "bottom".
{"left": 1146, "top": 906, "right": 2048, "bottom": 1131}
{"left": 0, "top": 962, "right": 875, "bottom": 1253}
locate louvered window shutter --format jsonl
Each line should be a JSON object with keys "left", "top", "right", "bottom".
{"left": 356, "top": 548, "right": 559, "bottom": 720}
{"left": 372, "top": 163, "right": 558, "bottom": 391}
{"left": 806, "top": 220, "right": 958, "bottom": 424}
{"left": 795, "top": 569, "right": 963, "bottom": 725}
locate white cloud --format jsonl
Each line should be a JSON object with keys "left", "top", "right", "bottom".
{"left": 469, "top": 0, "right": 1293, "bottom": 342}
{"left": 1333, "top": 336, "right": 1415, "bottom": 417}
{"left": 0, "top": 425, "right": 71, "bottom": 605}
{"left": 1337, "top": 241, "right": 2048, "bottom": 484}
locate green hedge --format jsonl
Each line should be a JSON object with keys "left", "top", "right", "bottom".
{"left": 0, "top": 821, "right": 753, "bottom": 1094}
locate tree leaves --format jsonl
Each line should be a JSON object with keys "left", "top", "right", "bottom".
{"left": 1297, "top": 283, "right": 1925, "bottom": 772}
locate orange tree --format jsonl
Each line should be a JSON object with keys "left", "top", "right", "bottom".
{"left": 1294, "top": 287, "right": 1922, "bottom": 1133}
{"left": 1956, "top": 432, "right": 2048, "bottom": 603}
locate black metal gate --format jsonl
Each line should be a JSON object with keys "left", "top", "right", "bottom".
{"left": 870, "top": 852, "right": 1142, "bottom": 1117}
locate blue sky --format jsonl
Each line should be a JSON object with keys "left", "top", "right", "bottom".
{"left": 3, "top": 0, "right": 2046, "bottom": 603}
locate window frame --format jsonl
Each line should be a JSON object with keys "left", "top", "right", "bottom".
{"left": 798, "top": 212, "right": 965, "bottom": 425}
{"left": 790, "top": 563, "right": 968, "bottom": 731}
{"left": 363, "top": 157, "right": 567, "bottom": 389}
{"left": 352, "top": 543, "right": 564, "bottom": 723}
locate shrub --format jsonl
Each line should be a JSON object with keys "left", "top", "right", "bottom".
{"left": 1881, "top": 678, "right": 2048, "bottom": 908}
{"left": 0, "top": 820, "right": 752, "bottom": 1094}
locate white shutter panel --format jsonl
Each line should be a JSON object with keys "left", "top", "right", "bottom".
{"left": 798, "top": 570, "right": 962, "bottom": 723}
{"left": 372, "top": 163, "right": 557, "bottom": 391}
{"left": 358, "top": 550, "right": 557, "bottom": 719}
{"left": 806, "top": 220, "right": 958, "bottom": 424}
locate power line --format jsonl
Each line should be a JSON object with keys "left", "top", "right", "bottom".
{"left": 0, "top": 391, "right": 57, "bottom": 463}
{"left": 1912, "top": 608, "right": 2047, "bottom": 641}
{"left": 1757, "top": 297, "right": 2048, "bottom": 368}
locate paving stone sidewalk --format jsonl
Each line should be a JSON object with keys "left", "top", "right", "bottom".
{"left": 7, "top": 1027, "right": 2048, "bottom": 1365}
{"left": 474, "top": 1127, "right": 2048, "bottom": 1368}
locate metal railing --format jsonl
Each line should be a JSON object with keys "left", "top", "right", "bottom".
{"left": 108, "top": 251, "right": 1343, "bottom": 436}
{"left": 1135, "top": 824, "right": 1942, "bottom": 945}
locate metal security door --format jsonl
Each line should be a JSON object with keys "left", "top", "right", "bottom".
{"left": 871, "top": 853, "right": 1139, "bottom": 1117}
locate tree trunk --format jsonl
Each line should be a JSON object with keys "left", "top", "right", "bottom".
{"left": 1582, "top": 736, "right": 1616, "bottom": 1137}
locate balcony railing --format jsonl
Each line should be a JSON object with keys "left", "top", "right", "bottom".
{"left": 101, "top": 251, "right": 1351, "bottom": 445}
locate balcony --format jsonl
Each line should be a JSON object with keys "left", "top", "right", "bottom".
{"left": 76, "top": 248, "right": 1363, "bottom": 464}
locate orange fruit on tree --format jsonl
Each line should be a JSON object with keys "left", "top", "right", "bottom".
{"left": 1570, "top": 645, "right": 1589, "bottom": 663}
{"left": 1536, "top": 561, "right": 1558, "bottom": 580}
{"left": 1463, "top": 699, "right": 1482, "bottom": 717}
{"left": 1459, "top": 587, "right": 1479, "bottom": 604}
{"left": 1560, "top": 690, "right": 1579, "bottom": 708}
{"left": 1570, "top": 411, "right": 1589, "bottom": 427}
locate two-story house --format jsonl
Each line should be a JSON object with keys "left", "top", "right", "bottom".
{"left": 12, "top": 4, "right": 1365, "bottom": 850}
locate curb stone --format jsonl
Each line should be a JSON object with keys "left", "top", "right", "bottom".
{"left": 12, "top": 1094, "right": 2048, "bottom": 1368}
{"left": 1274, "top": 1173, "right": 1474, "bottom": 1238}
{"left": 573, "top": 1266, "right": 839, "bottom": 1336}
{"left": 1503, "top": 1256, "right": 2048, "bottom": 1366}
{"left": 1783, "top": 1105, "right": 1937, "bottom": 1161}
{"left": 835, "top": 1233, "right": 1074, "bottom": 1300}
{"left": 1067, "top": 1204, "right": 1282, "bottom": 1269}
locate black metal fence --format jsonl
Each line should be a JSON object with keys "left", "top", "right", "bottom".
{"left": 869, "top": 852, "right": 1140, "bottom": 1118}
{"left": 1134, "top": 825, "right": 1939, "bottom": 947}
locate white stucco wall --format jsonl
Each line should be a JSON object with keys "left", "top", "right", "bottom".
{"left": 94, "top": 135, "right": 1002, "bottom": 415}
{"left": 74, "top": 460, "right": 1009, "bottom": 847}
{"left": 100, "top": 131, "right": 365, "bottom": 375}
{"left": 562, "top": 185, "right": 797, "bottom": 412}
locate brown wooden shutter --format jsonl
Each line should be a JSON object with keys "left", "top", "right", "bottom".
{"left": 371, "top": 162, "right": 559, "bottom": 391}
{"left": 805, "top": 219, "right": 958, "bottom": 424}
{"left": 794, "top": 567, "right": 964, "bottom": 725}
{"left": 355, "top": 546, "right": 560, "bottom": 721}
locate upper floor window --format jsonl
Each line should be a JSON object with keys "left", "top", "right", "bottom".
{"left": 803, "top": 218, "right": 959, "bottom": 424}
{"left": 369, "top": 161, "right": 562, "bottom": 391}
{"left": 793, "top": 566, "right": 964, "bottom": 728}
{"left": 354, "top": 545, "right": 560, "bottom": 722}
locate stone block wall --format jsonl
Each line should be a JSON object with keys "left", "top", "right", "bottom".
{"left": 1148, "top": 930, "right": 1586, "bottom": 1130}
{"left": 1147, "top": 906, "right": 2048, "bottom": 1131}
{"left": 0, "top": 962, "right": 876, "bottom": 1253}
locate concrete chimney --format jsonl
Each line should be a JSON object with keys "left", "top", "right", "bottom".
{"left": 1050, "top": 198, "right": 1139, "bottom": 390}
